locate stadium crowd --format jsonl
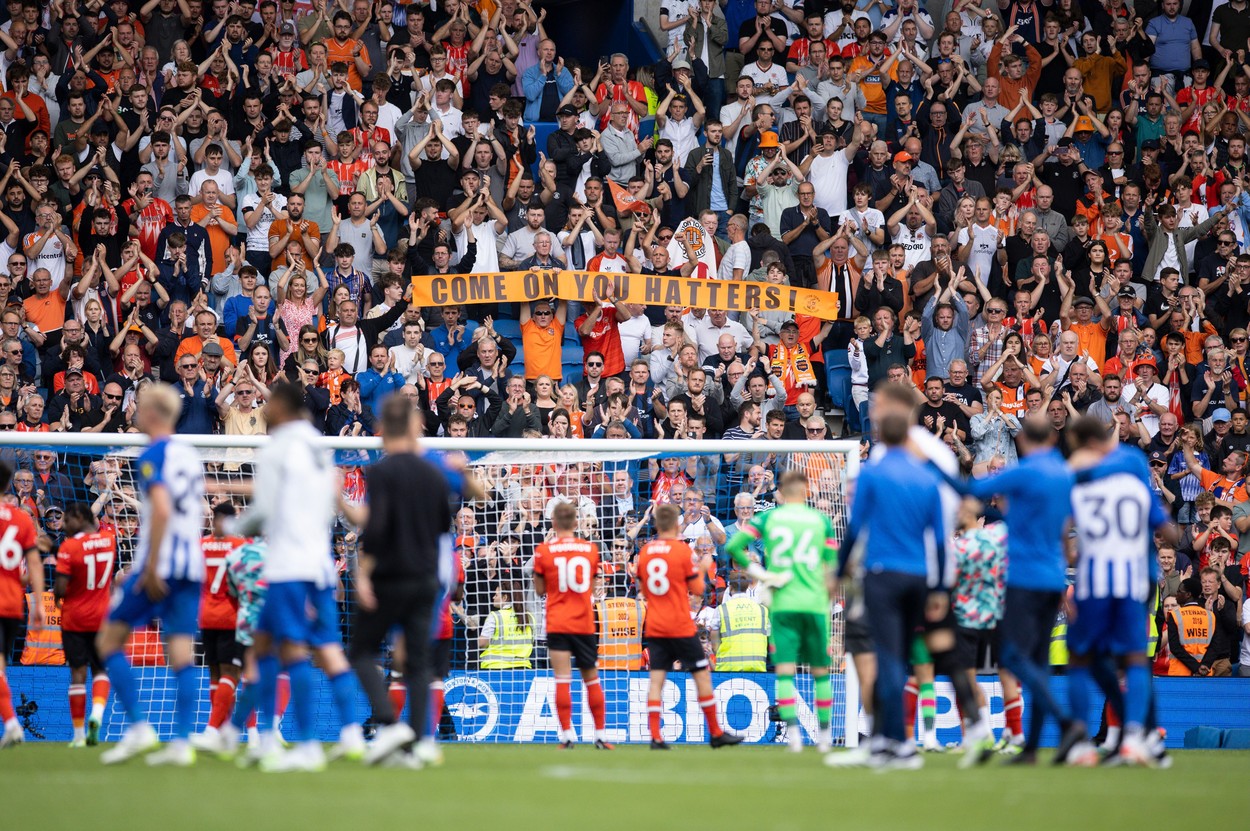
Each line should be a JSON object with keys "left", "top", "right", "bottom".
{"left": 0, "top": 0, "right": 1247, "bottom": 681}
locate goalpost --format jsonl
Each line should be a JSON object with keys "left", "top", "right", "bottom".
{"left": 2, "top": 432, "right": 862, "bottom": 747}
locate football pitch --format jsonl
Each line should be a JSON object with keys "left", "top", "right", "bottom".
{"left": 2, "top": 744, "right": 1245, "bottom": 829}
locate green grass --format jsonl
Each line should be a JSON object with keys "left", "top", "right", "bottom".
{"left": 2, "top": 744, "right": 1245, "bottom": 829}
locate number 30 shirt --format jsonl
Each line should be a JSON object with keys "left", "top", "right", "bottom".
{"left": 56, "top": 529, "right": 118, "bottom": 632}
{"left": 637, "top": 538, "right": 699, "bottom": 638}
{"left": 534, "top": 536, "right": 600, "bottom": 635}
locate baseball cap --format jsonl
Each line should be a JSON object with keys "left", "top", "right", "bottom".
{"left": 780, "top": 319, "right": 800, "bottom": 331}
{"left": 1142, "top": 139, "right": 1161, "bottom": 151}
{"left": 555, "top": 105, "right": 578, "bottom": 117}
{"left": 1073, "top": 115, "right": 1096, "bottom": 133}
{"left": 1148, "top": 450, "right": 1167, "bottom": 465}
{"left": 1072, "top": 296, "right": 1095, "bottom": 307}
{"left": 671, "top": 58, "right": 692, "bottom": 71}
{"left": 1213, "top": 407, "right": 1233, "bottom": 423}
{"left": 90, "top": 121, "right": 110, "bottom": 135}
{"left": 201, "top": 341, "right": 225, "bottom": 357}
{"left": 893, "top": 150, "right": 914, "bottom": 164}
{"left": 1193, "top": 58, "right": 1210, "bottom": 70}
{"left": 757, "top": 130, "right": 780, "bottom": 149}
{"left": 45, "top": 504, "right": 64, "bottom": 515}
{"left": 280, "top": 21, "right": 296, "bottom": 36}
{"left": 64, "top": 368, "right": 84, "bottom": 379}
{"left": 1057, "top": 137, "right": 1075, "bottom": 148}
{"left": 1117, "top": 286, "right": 1138, "bottom": 298}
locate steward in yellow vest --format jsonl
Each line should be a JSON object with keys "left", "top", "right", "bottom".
{"left": 478, "top": 585, "right": 534, "bottom": 669}
{"left": 712, "top": 588, "right": 769, "bottom": 672}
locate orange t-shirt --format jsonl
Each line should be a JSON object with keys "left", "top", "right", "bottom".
{"left": 319, "top": 369, "right": 351, "bottom": 404}
{"left": 0, "top": 505, "right": 38, "bottom": 618}
{"left": 637, "top": 537, "right": 700, "bottom": 638}
{"left": 189, "top": 203, "right": 238, "bottom": 279}
{"left": 200, "top": 535, "right": 247, "bottom": 631}
{"left": 1198, "top": 469, "right": 1250, "bottom": 503}
{"left": 1068, "top": 321, "right": 1108, "bottom": 367}
{"left": 23, "top": 291, "right": 66, "bottom": 334}
{"left": 55, "top": 529, "right": 117, "bottom": 632}
{"left": 324, "top": 38, "right": 369, "bottom": 91}
{"left": 521, "top": 318, "right": 562, "bottom": 380}
{"left": 533, "top": 536, "right": 599, "bottom": 635}
{"left": 996, "top": 381, "right": 1028, "bottom": 417}
{"left": 175, "top": 336, "right": 239, "bottom": 366}
{"left": 268, "top": 218, "right": 322, "bottom": 271}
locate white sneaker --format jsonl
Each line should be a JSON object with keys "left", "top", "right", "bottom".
{"left": 101, "top": 722, "right": 159, "bottom": 765}
{"left": 261, "top": 742, "right": 327, "bottom": 773}
{"left": 879, "top": 751, "right": 924, "bottom": 771}
{"left": 238, "top": 737, "right": 277, "bottom": 769}
{"left": 146, "top": 741, "right": 196, "bottom": 767}
{"left": 364, "top": 722, "right": 416, "bottom": 766}
{"left": 786, "top": 724, "right": 804, "bottom": 753}
{"left": 327, "top": 724, "right": 366, "bottom": 762}
{"left": 68, "top": 736, "right": 87, "bottom": 749}
{"left": 380, "top": 750, "right": 423, "bottom": 769}
{"left": 824, "top": 747, "right": 872, "bottom": 768}
{"left": 218, "top": 722, "right": 241, "bottom": 759}
{"left": 922, "top": 732, "right": 943, "bottom": 752}
{"left": 1, "top": 719, "right": 24, "bottom": 748}
{"left": 414, "top": 736, "right": 444, "bottom": 768}
{"left": 1065, "top": 741, "right": 1102, "bottom": 767}
{"left": 190, "top": 727, "right": 224, "bottom": 753}
{"left": 1119, "top": 732, "right": 1158, "bottom": 768}
{"left": 816, "top": 726, "right": 833, "bottom": 754}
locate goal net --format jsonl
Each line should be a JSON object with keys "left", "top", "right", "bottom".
{"left": 3, "top": 433, "right": 861, "bottom": 747}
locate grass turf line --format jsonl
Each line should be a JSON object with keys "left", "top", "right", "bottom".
{"left": 1, "top": 744, "right": 1244, "bottom": 830}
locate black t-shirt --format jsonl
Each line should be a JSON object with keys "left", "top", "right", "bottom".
{"left": 918, "top": 400, "right": 969, "bottom": 438}
{"left": 412, "top": 159, "right": 459, "bottom": 210}
{"left": 360, "top": 451, "right": 454, "bottom": 581}
{"left": 944, "top": 380, "right": 982, "bottom": 410}
{"left": 1039, "top": 161, "right": 1085, "bottom": 217}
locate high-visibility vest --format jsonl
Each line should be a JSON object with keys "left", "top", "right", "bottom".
{"left": 1167, "top": 605, "right": 1215, "bottom": 676}
{"left": 597, "top": 598, "right": 644, "bottom": 670}
{"left": 1049, "top": 621, "right": 1068, "bottom": 667}
{"left": 20, "top": 592, "right": 64, "bottom": 666}
{"left": 480, "top": 607, "right": 533, "bottom": 669}
{"left": 1146, "top": 608, "right": 1160, "bottom": 659}
{"left": 715, "top": 596, "right": 768, "bottom": 672}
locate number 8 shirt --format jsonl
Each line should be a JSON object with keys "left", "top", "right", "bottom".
{"left": 533, "top": 536, "right": 600, "bottom": 635}
{"left": 637, "top": 538, "right": 698, "bottom": 638}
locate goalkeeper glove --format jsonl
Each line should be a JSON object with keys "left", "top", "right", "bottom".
{"left": 747, "top": 562, "right": 792, "bottom": 589}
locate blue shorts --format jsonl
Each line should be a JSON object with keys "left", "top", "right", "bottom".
{"left": 109, "top": 575, "right": 202, "bottom": 636}
{"left": 258, "top": 581, "right": 342, "bottom": 647}
{"left": 1067, "top": 596, "right": 1147, "bottom": 657}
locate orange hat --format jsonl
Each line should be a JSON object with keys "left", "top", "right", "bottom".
{"left": 757, "top": 131, "right": 780, "bottom": 149}
{"left": 893, "top": 151, "right": 914, "bottom": 164}
{"left": 1074, "top": 115, "right": 1096, "bottom": 133}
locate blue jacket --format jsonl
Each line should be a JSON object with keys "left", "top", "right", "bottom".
{"left": 175, "top": 381, "right": 219, "bottom": 434}
{"left": 963, "top": 447, "right": 1073, "bottom": 592}
{"left": 423, "top": 320, "right": 478, "bottom": 370}
{"left": 356, "top": 368, "right": 405, "bottom": 418}
{"left": 840, "top": 447, "right": 947, "bottom": 585}
{"left": 521, "top": 63, "right": 574, "bottom": 123}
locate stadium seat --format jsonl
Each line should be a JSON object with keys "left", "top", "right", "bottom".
{"left": 561, "top": 363, "right": 583, "bottom": 385}
{"left": 563, "top": 322, "right": 579, "bottom": 345}
{"left": 493, "top": 319, "right": 521, "bottom": 340}
{"left": 509, "top": 360, "right": 526, "bottom": 378}
{"left": 561, "top": 344, "right": 584, "bottom": 365}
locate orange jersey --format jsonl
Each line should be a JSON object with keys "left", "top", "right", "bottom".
{"left": 0, "top": 505, "right": 37, "bottom": 618}
{"left": 55, "top": 529, "right": 117, "bottom": 632}
{"left": 637, "top": 537, "right": 700, "bottom": 638}
{"left": 534, "top": 536, "right": 600, "bottom": 635}
{"left": 200, "top": 535, "right": 246, "bottom": 630}
{"left": 436, "top": 555, "right": 465, "bottom": 640}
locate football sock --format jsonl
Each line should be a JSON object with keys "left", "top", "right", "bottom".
{"left": 919, "top": 681, "right": 936, "bottom": 735}
{"left": 102, "top": 651, "right": 142, "bottom": 724}
{"left": 814, "top": 675, "right": 833, "bottom": 728}
{"left": 585, "top": 677, "right": 606, "bottom": 732}
{"left": 1089, "top": 659, "right": 1124, "bottom": 724}
{"left": 208, "top": 681, "right": 217, "bottom": 718}
{"left": 428, "top": 681, "right": 444, "bottom": 737}
{"left": 1067, "top": 665, "right": 1092, "bottom": 730}
{"left": 776, "top": 674, "right": 797, "bottom": 723}
{"left": 275, "top": 672, "right": 291, "bottom": 720}
{"left": 647, "top": 698, "right": 663, "bottom": 742}
{"left": 699, "top": 696, "right": 722, "bottom": 738}
{"left": 68, "top": 684, "right": 86, "bottom": 732}
{"left": 209, "top": 677, "right": 236, "bottom": 729}
{"left": 902, "top": 680, "right": 918, "bottom": 739}
{"left": 329, "top": 670, "right": 358, "bottom": 727}
{"left": 389, "top": 680, "right": 408, "bottom": 721}
{"left": 91, "top": 675, "right": 109, "bottom": 722}
{"left": 554, "top": 675, "right": 574, "bottom": 733}
{"left": 256, "top": 654, "right": 279, "bottom": 734}
{"left": 173, "top": 665, "right": 197, "bottom": 740}
{"left": 1123, "top": 664, "right": 1150, "bottom": 732}
{"left": 1004, "top": 694, "right": 1023, "bottom": 737}
{"left": 285, "top": 659, "right": 315, "bottom": 743}
{"left": 231, "top": 681, "right": 258, "bottom": 731}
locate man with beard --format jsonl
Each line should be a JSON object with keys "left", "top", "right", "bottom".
{"left": 918, "top": 375, "right": 968, "bottom": 441}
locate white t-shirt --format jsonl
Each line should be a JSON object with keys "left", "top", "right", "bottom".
{"left": 618, "top": 313, "right": 652, "bottom": 365}
{"left": 1123, "top": 381, "right": 1169, "bottom": 437}
{"left": 719, "top": 239, "right": 751, "bottom": 280}
{"left": 809, "top": 151, "right": 851, "bottom": 216}
{"left": 1177, "top": 203, "right": 1210, "bottom": 267}
{"left": 660, "top": 116, "right": 700, "bottom": 166}
{"left": 189, "top": 167, "right": 235, "bottom": 199}
{"left": 841, "top": 206, "right": 885, "bottom": 253}
{"left": 240, "top": 192, "right": 287, "bottom": 252}
{"left": 956, "top": 223, "right": 1000, "bottom": 281}
{"left": 893, "top": 224, "right": 931, "bottom": 269}
{"left": 739, "top": 62, "right": 790, "bottom": 111}
{"left": 389, "top": 342, "right": 424, "bottom": 385}
{"left": 337, "top": 218, "right": 374, "bottom": 274}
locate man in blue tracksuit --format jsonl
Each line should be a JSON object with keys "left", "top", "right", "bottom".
{"left": 960, "top": 418, "right": 1082, "bottom": 764}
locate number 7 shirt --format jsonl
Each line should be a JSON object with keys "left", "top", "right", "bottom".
{"left": 201, "top": 535, "right": 248, "bottom": 630}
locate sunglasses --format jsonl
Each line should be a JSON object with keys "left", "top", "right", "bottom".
{"left": 179, "top": 363, "right": 198, "bottom": 369}
{"left": 586, "top": 362, "right": 603, "bottom": 368}
{"left": 1219, "top": 240, "right": 1237, "bottom": 246}
{"left": 1233, "top": 337, "right": 1248, "bottom": 343}
{"left": 301, "top": 336, "right": 319, "bottom": 343}
{"left": 807, "top": 427, "right": 826, "bottom": 434}
{"left": 1106, "top": 150, "right": 1123, "bottom": 155}
{"left": 533, "top": 310, "right": 553, "bottom": 316}
{"left": 102, "top": 392, "right": 121, "bottom": 400}
{"left": 428, "top": 361, "right": 445, "bottom": 366}
{"left": 302, "top": 368, "right": 319, "bottom": 375}
{"left": 657, "top": 234, "right": 673, "bottom": 241}
{"left": 0, "top": 423, "right": 13, "bottom": 430}
{"left": 987, "top": 308, "right": 1006, "bottom": 314}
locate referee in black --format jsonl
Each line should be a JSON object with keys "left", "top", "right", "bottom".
{"left": 344, "top": 393, "right": 455, "bottom": 768}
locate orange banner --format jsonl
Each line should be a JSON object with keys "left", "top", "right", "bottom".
{"left": 411, "top": 271, "right": 840, "bottom": 318}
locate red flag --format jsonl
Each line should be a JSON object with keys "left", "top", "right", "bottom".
{"left": 608, "top": 179, "right": 648, "bottom": 215}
